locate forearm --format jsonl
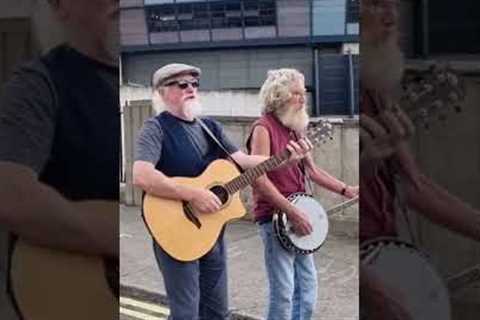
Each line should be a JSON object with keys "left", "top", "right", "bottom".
{"left": 0, "top": 177, "right": 117, "bottom": 257}
{"left": 407, "top": 174, "right": 480, "bottom": 241}
{"left": 133, "top": 161, "right": 193, "bottom": 202}
{"left": 231, "top": 151, "right": 268, "bottom": 170}
{"left": 309, "top": 167, "right": 347, "bottom": 195}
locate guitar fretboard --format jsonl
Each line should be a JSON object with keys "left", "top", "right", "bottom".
{"left": 224, "top": 149, "right": 290, "bottom": 194}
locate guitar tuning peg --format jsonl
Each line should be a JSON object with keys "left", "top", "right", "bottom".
{"left": 419, "top": 108, "right": 429, "bottom": 118}
{"left": 431, "top": 99, "right": 444, "bottom": 110}
{"left": 447, "top": 73, "right": 459, "bottom": 86}
{"left": 448, "top": 92, "right": 459, "bottom": 103}
{"left": 423, "top": 83, "right": 434, "bottom": 93}
{"left": 408, "top": 92, "right": 419, "bottom": 103}
{"left": 436, "top": 73, "right": 446, "bottom": 83}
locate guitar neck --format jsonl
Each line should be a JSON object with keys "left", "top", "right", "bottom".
{"left": 447, "top": 264, "right": 480, "bottom": 292}
{"left": 224, "top": 149, "right": 290, "bottom": 195}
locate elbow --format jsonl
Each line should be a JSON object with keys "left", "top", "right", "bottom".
{"left": 132, "top": 166, "right": 149, "bottom": 191}
{"left": 132, "top": 173, "right": 147, "bottom": 191}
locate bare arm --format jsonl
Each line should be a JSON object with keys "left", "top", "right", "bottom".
{"left": 304, "top": 153, "right": 358, "bottom": 198}
{"left": 0, "top": 162, "right": 118, "bottom": 257}
{"left": 133, "top": 160, "right": 222, "bottom": 214}
{"left": 406, "top": 172, "right": 480, "bottom": 241}
{"left": 229, "top": 151, "right": 268, "bottom": 169}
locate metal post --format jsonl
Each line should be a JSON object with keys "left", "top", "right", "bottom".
{"left": 313, "top": 48, "right": 320, "bottom": 116}
{"left": 347, "top": 49, "right": 355, "bottom": 117}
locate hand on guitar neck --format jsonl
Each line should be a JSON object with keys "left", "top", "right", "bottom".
{"left": 182, "top": 138, "right": 314, "bottom": 216}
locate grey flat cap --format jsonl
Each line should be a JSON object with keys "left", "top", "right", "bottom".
{"left": 152, "top": 63, "right": 201, "bottom": 88}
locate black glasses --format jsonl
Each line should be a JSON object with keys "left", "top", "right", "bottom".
{"left": 164, "top": 80, "right": 200, "bottom": 90}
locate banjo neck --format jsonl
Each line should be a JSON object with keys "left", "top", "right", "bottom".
{"left": 326, "top": 196, "right": 359, "bottom": 216}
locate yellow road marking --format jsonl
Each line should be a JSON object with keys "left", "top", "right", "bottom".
{"left": 120, "top": 307, "right": 166, "bottom": 320}
{"left": 120, "top": 296, "right": 170, "bottom": 315}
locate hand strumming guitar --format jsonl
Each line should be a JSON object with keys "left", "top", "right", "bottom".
{"left": 185, "top": 187, "right": 222, "bottom": 214}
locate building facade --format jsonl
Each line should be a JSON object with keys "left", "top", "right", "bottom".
{"left": 120, "top": 0, "right": 360, "bottom": 116}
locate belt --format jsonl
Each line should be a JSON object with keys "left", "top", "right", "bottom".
{"left": 256, "top": 216, "right": 273, "bottom": 225}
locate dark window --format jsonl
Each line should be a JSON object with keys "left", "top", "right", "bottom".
{"left": 147, "top": 5, "right": 178, "bottom": 32}
{"left": 428, "top": 1, "right": 480, "bottom": 54}
{"left": 346, "top": 0, "right": 359, "bottom": 24}
{"left": 145, "top": 0, "right": 275, "bottom": 33}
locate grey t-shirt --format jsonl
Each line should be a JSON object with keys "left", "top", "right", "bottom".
{"left": 135, "top": 115, "right": 238, "bottom": 167}
{"left": 0, "top": 52, "right": 117, "bottom": 319}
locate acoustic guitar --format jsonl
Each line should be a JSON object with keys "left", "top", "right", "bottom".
{"left": 143, "top": 120, "right": 333, "bottom": 261}
{"left": 8, "top": 202, "right": 119, "bottom": 320}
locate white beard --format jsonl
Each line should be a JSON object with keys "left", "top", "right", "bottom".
{"left": 185, "top": 99, "right": 203, "bottom": 118}
{"left": 276, "top": 105, "right": 310, "bottom": 133}
{"left": 361, "top": 36, "right": 404, "bottom": 97}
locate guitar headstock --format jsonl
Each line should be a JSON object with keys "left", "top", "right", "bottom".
{"left": 401, "top": 64, "right": 466, "bottom": 130}
{"left": 305, "top": 119, "right": 334, "bottom": 146}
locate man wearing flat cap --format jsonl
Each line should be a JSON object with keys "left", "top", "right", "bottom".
{"left": 133, "top": 63, "right": 313, "bottom": 319}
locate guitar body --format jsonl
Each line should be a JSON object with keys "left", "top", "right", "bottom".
{"left": 9, "top": 240, "right": 118, "bottom": 320}
{"left": 143, "top": 159, "right": 246, "bottom": 261}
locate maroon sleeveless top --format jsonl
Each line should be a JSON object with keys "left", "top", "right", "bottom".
{"left": 247, "top": 113, "right": 305, "bottom": 222}
{"left": 360, "top": 90, "right": 398, "bottom": 242}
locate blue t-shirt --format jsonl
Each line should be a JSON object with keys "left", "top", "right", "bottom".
{"left": 135, "top": 112, "right": 238, "bottom": 177}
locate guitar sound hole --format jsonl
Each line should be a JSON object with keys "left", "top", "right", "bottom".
{"left": 209, "top": 185, "right": 229, "bottom": 205}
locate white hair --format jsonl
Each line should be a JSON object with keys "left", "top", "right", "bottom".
{"left": 259, "top": 68, "right": 305, "bottom": 114}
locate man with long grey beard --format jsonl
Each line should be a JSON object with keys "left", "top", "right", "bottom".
{"left": 0, "top": 1, "right": 119, "bottom": 319}
{"left": 247, "top": 68, "right": 358, "bottom": 320}
{"left": 133, "top": 63, "right": 313, "bottom": 320}
{"left": 359, "top": 1, "right": 480, "bottom": 319}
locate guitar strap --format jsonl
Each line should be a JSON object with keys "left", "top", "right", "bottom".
{"left": 197, "top": 118, "right": 245, "bottom": 173}
{"left": 293, "top": 131, "right": 314, "bottom": 196}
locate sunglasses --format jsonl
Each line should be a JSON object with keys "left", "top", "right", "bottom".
{"left": 164, "top": 80, "right": 200, "bottom": 90}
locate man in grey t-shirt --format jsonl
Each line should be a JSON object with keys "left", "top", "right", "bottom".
{"left": 0, "top": 1, "right": 119, "bottom": 319}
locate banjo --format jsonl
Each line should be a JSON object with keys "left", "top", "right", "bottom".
{"left": 360, "top": 65, "right": 472, "bottom": 320}
{"left": 273, "top": 195, "right": 359, "bottom": 255}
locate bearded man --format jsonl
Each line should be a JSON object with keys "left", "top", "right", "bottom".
{"left": 132, "top": 63, "right": 313, "bottom": 320}
{"left": 0, "top": 1, "right": 119, "bottom": 319}
{"left": 359, "top": 1, "right": 480, "bottom": 319}
{"left": 247, "top": 68, "right": 358, "bottom": 320}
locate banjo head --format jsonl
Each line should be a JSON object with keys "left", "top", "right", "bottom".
{"left": 360, "top": 237, "right": 451, "bottom": 320}
{"left": 273, "top": 193, "right": 329, "bottom": 255}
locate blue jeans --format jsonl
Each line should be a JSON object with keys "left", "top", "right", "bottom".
{"left": 259, "top": 221, "right": 318, "bottom": 320}
{"left": 153, "top": 235, "right": 228, "bottom": 320}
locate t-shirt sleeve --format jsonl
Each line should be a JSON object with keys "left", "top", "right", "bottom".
{"left": 134, "top": 118, "right": 164, "bottom": 165}
{"left": 0, "top": 61, "right": 57, "bottom": 174}
{"left": 207, "top": 118, "right": 239, "bottom": 154}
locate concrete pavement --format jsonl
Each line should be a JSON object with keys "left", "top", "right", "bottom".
{"left": 120, "top": 204, "right": 359, "bottom": 320}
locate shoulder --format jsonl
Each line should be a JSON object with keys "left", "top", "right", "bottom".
{"left": 251, "top": 115, "right": 272, "bottom": 134}
{"left": 0, "top": 57, "right": 58, "bottom": 117}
